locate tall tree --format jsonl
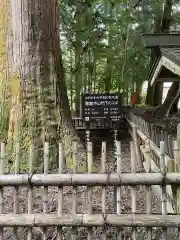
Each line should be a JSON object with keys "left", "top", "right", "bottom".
{"left": 8, "top": 0, "right": 86, "bottom": 168}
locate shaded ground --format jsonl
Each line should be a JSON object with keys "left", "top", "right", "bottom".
{"left": 1, "top": 132, "right": 179, "bottom": 239}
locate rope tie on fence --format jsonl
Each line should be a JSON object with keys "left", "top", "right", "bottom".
{"left": 28, "top": 172, "right": 35, "bottom": 186}
{"left": 102, "top": 213, "right": 107, "bottom": 233}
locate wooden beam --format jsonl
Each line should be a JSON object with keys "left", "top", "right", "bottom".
{"left": 150, "top": 59, "right": 163, "bottom": 85}
{"left": 141, "top": 33, "right": 180, "bottom": 48}
{"left": 150, "top": 56, "right": 180, "bottom": 85}
{"left": 156, "top": 77, "right": 180, "bottom": 82}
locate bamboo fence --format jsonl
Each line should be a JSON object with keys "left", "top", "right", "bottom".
{"left": 128, "top": 113, "right": 180, "bottom": 216}
{"left": 0, "top": 138, "right": 179, "bottom": 239}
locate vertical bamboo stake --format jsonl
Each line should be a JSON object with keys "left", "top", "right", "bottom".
{"left": 43, "top": 142, "right": 49, "bottom": 239}
{"left": 132, "top": 125, "right": 141, "bottom": 167}
{"left": 87, "top": 142, "right": 93, "bottom": 240}
{"left": 146, "top": 140, "right": 152, "bottom": 239}
{"left": 116, "top": 141, "right": 123, "bottom": 239}
{"left": 13, "top": 143, "right": 20, "bottom": 239}
{"left": 160, "top": 141, "right": 167, "bottom": 240}
{"left": 0, "top": 143, "right": 5, "bottom": 239}
{"left": 72, "top": 142, "right": 78, "bottom": 239}
{"left": 101, "top": 142, "right": 106, "bottom": 240}
{"left": 172, "top": 140, "right": 179, "bottom": 214}
{"left": 27, "top": 144, "right": 33, "bottom": 240}
{"left": 172, "top": 140, "right": 180, "bottom": 238}
{"left": 130, "top": 141, "right": 136, "bottom": 240}
{"left": 175, "top": 124, "right": 180, "bottom": 214}
{"left": 57, "top": 143, "right": 64, "bottom": 240}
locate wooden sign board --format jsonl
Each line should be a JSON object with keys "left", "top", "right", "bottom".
{"left": 81, "top": 93, "right": 122, "bottom": 122}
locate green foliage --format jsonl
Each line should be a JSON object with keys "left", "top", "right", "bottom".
{"left": 59, "top": 0, "right": 180, "bottom": 111}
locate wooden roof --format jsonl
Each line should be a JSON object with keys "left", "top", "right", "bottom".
{"left": 148, "top": 48, "right": 180, "bottom": 85}
{"left": 141, "top": 33, "right": 180, "bottom": 48}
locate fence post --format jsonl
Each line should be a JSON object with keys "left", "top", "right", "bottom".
{"left": 0, "top": 143, "right": 5, "bottom": 239}
{"left": 87, "top": 141, "right": 93, "bottom": 238}
{"left": 176, "top": 124, "right": 180, "bottom": 214}
{"left": 57, "top": 143, "right": 64, "bottom": 239}
{"left": 113, "top": 130, "right": 118, "bottom": 213}
{"left": 132, "top": 125, "right": 141, "bottom": 167}
{"left": 115, "top": 141, "right": 123, "bottom": 239}
{"left": 173, "top": 140, "right": 180, "bottom": 214}
{"left": 101, "top": 142, "right": 106, "bottom": 240}
{"left": 160, "top": 141, "right": 167, "bottom": 239}
{"left": 130, "top": 141, "right": 136, "bottom": 240}
{"left": 72, "top": 142, "right": 78, "bottom": 239}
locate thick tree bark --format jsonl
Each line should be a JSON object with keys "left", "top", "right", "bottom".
{"left": 9, "top": 0, "right": 86, "bottom": 169}
{"left": 0, "top": 0, "right": 10, "bottom": 142}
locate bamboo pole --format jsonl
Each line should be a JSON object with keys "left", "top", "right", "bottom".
{"left": 13, "top": 142, "right": 20, "bottom": 239}
{"left": 130, "top": 142, "right": 136, "bottom": 239}
{"left": 43, "top": 142, "right": 49, "bottom": 239}
{"left": 132, "top": 125, "right": 141, "bottom": 167}
{"left": 72, "top": 142, "right": 78, "bottom": 239}
{"left": 115, "top": 141, "right": 123, "bottom": 239}
{"left": 101, "top": 142, "right": 106, "bottom": 240}
{"left": 87, "top": 142, "right": 93, "bottom": 240}
{"left": 57, "top": 143, "right": 64, "bottom": 240}
{"left": 0, "top": 172, "right": 179, "bottom": 186}
{"left": 145, "top": 140, "right": 152, "bottom": 240}
{"left": 0, "top": 143, "right": 4, "bottom": 239}
{"left": 172, "top": 141, "right": 179, "bottom": 214}
{"left": 0, "top": 213, "right": 177, "bottom": 227}
{"left": 27, "top": 144, "right": 33, "bottom": 240}
{"left": 160, "top": 141, "right": 167, "bottom": 240}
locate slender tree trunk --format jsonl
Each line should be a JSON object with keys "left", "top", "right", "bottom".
{"left": 145, "top": 3, "right": 162, "bottom": 105}
{"left": 10, "top": 0, "right": 86, "bottom": 169}
{"left": 104, "top": 0, "right": 113, "bottom": 92}
{"left": 153, "top": 0, "right": 173, "bottom": 106}
{"left": 74, "top": 1, "right": 82, "bottom": 116}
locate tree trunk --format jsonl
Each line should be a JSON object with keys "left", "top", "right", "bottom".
{"left": 0, "top": 0, "right": 10, "bottom": 142}
{"left": 104, "top": 0, "right": 113, "bottom": 92}
{"left": 154, "top": 82, "right": 180, "bottom": 117}
{"left": 10, "top": 0, "right": 86, "bottom": 170}
{"left": 74, "top": 1, "right": 82, "bottom": 117}
{"left": 146, "top": 0, "right": 172, "bottom": 106}
{"left": 152, "top": 0, "right": 173, "bottom": 106}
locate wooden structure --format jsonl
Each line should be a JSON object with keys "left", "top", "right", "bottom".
{"left": 141, "top": 33, "right": 180, "bottom": 85}
{"left": 141, "top": 33, "right": 180, "bottom": 48}
{"left": 127, "top": 112, "right": 180, "bottom": 216}
{"left": 0, "top": 138, "right": 179, "bottom": 239}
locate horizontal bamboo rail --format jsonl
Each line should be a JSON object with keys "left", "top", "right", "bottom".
{"left": 127, "top": 118, "right": 173, "bottom": 164}
{"left": 0, "top": 213, "right": 179, "bottom": 227}
{"left": 1, "top": 172, "right": 180, "bottom": 186}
